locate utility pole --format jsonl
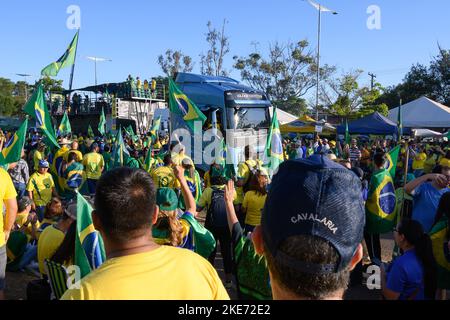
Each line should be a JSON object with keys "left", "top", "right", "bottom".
{"left": 368, "top": 72, "right": 377, "bottom": 91}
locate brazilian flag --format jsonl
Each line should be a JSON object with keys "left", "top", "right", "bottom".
{"left": 365, "top": 168, "right": 397, "bottom": 234}
{"left": 23, "top": 84, "right": 60, "bottom": 149}
{"left": 430, "top": 218, "right": 450, "bottom": 289}
{"left": 41, "top": 30, "right": 79, "bottom": 77}
{"left": 168, "top": 78, "right": 206, "bottom": 133}
{"left": 74, "top": 192, "right": 106, "bottom": 278}
{"left": 112, "top": 127, "right": 130, "bottom": 168}
{"left": 58, "top": 111, "right": 72, "bottom": 136}
{"left": 384, "top": 146, "right": 400, "bottom": 178}
{"left": 0, "top": 118, "right": 28, "bottom": 165}
{"left": 265, "top": 108, "right": 284, "bottom": 175}
{"left": 98, "top": 108, "right": 106, "bottom": 136}
{"left": 88, "top": 125, "right": 95, "bottom": 138}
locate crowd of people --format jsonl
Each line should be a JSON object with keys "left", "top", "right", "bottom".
{"left": 0, "top": 125, "right": 449, "bottom": 300}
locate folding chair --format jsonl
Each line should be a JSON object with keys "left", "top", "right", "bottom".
{"left": 44, "top": 259, "right": 69, "bottom": 300}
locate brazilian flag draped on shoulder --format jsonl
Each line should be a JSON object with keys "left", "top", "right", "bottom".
{"left": 58, "top": 111, "right": 72, "bottom": 136}
{"left": 112, "top": 127, "right": 130, "bottom": 168}
{"left": 384, "top": 146, "right": 400, "bottom": 178}
{"left": 41, "top": 30, "right": 79, "bottom": 77}
{"left": 24, "top": 84, "right": 60, "bottom": 149}
{"left": 429, "top": 218, "right": 450, "bottom": 287}
{"left": 365, "top": 168, "right": 397, "bottom": 234}
{"left": 74, "top": 192, "right": 106, "bottom": 279}
{"left": 168, "top": 78, "right": 206, "bottom": 133}
{"left": 265, "top": 107, "right": 284, "bottom": 176}
{"left": 0, "top": 118, "right": 28, "bottom": 166}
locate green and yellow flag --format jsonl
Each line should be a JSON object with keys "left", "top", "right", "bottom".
{"left": 98, "top": 108, "right": 106, "bottom": 136}
{"left": 168, "top": 78, "right": 206, "bottom": 132}
{"left": 58, "top": 111, "right": 72, "bottom": 136}
{"left": 265, "top": 108, "right": 284, "bottom": 175}
{"left": 112, "top": 127, "right": 130, "bottom": 168}
{"left": 0, "top": 118, "right": 28, "bottom": 165}
{"left": 74, "top": 192, "right": 106, "bottom": 279}
{"left": 41, "top": 30, "right": 79, "bottom": 77}
{"left": 88, "top": 125, "right": 95, "bottom": 138}
{"left": 385, "top": 145, "right": 400, "bottom": 178}
{"left": 23, "top": 84, "right": 60, "bottom": 149}
{"left": 365, "top": 168, "right": 397, "bottom": 234}
{"left": 429, "top": 218, "right": 450, "bottom": 285}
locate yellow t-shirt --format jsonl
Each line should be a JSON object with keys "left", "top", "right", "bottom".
{"left": 197, "top": 186, "right": 236, "bottom": 210}
{"left": 64, "top": 149, "right": 83, "bottom": 163}
{"left": 424, "top": 154, "right": 438, "bottom": 174}
{"left": 236, "top": 159, "right": 263, "bottom": 204}
{"left": 412, "top": 152, "right": 427, "bottom": 170}
{"left": 83, "top": 153, "right": 105, "bottom": 180}
{"left": 151, "top": 166, "right": 180, "bottom": 189}
{"left": 15, "top": 212, "right": 40, "bottom": 241}
{"left": 33, "top": 150, "right": 44, "bottom": 171}
{"left": 61, "top": 246, "right": 230, "bottom": 300}
{"left": 204, "top": 171, "right": 211, "bottom": 189}
{"left": 242, "top": 191, "right": 267, "bottom": 227}
{"left": 26, "top": 172, "right": 54, "bottom": 207}
{"left": 0, "top": 168, "right": 17, "bottom": 247}
{"left": 37, "top": 225, "right": 65, "bottom": 275}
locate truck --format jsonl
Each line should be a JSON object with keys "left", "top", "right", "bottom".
{"left": 171, "top": 73, "right": 272, "bottom": 173}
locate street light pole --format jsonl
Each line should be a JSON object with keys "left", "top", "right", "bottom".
{"left": 315, "top": 5, "right": 322, "bottom": 121}
{"left": 86, "top": 56, "right": 112, "bottom": 106}
{"left": 16, "top": 73, "right": 31, "bottom": 101}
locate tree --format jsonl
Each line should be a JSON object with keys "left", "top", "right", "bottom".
{"left": 157, "top": 50, "right": 194, "bottom": 77}
{"left": 377, "top": 46, "right": 450, "bottom": 108}
{"left": 0, "top": 78, "right": 22, "bottom": 116}
{"left": 233, "top": 40, "right": 335, "bottom": 115}
{"left": 37, "top": 76, "right": 64, "bottom": 93}
{"left": 320, "top": 70, "right": 388, "bottom": 118}
{"left": 0, "top": 78, "right": 15, "bottom": 97}
{"left": 200, "top": 20, "right": 230, "bottom": 77}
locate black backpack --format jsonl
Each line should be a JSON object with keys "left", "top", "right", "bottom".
{"left": 206, "top": 188, "right": 228, "bottom": 228}
{"left": 242, "top": 162, "right": 258, "bottom": 194}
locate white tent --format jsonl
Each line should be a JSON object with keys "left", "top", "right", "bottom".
{"left": 275, "top": 108, "right": 298, "bottom": 125}
{"left": 412, "top": 129, "right": 443, "bottom": 138}
{"left": 388, "top": 96, "right": 450, "bottom": 128}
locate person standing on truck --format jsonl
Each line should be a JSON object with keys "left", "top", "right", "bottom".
{"left": 235, "top": 146, "right": 263, "bottom": 226}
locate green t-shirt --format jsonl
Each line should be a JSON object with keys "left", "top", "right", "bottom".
{"left": 232, "top": 223, "right": 272, "bottom": 300}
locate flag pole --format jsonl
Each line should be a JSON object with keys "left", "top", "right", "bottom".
{"left": 67, "top": 29, "right": 80, "bottom": 111}
{"left": 400, "top": 142, "right": 410, "bottom": 219}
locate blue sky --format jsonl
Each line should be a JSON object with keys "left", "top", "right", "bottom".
{"left": 1, "top": 0, "right": 449, "bottom": 97}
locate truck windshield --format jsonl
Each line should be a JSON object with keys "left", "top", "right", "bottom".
{"left": 232, "top": 106, "right": 270, "bottom": 130}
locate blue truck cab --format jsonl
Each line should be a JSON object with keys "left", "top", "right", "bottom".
{"left": 171, "top": 73, "right": 272, "bottom": 173}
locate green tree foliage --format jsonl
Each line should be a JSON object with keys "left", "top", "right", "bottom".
{"left": 320, "top": 70, "right": 388, "bottom": 119}
{"left": 157, "top": 50, "right": 194, "bottom": 77}
{"left": 200, "top": 20, "right": 230, "bottom": 77}
{"left": 377, "top": 47, "right": 450, "bottom": 107}
{"left": 233, "top": 40, "right": 335, "bottom": 116}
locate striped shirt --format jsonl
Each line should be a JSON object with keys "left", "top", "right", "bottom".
{"left": 349, "top": 147, "right": 362, "bottom": 161}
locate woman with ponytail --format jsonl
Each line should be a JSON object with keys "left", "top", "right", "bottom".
{"left": 152, "top": 166, "right": 197, "bottom": 249}
{"left": 381, "top": 219, "right": 437, "bottom": 300}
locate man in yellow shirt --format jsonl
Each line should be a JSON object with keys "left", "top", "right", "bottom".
{"left": 82, "top": 143, "right": 104, "bottom": 196}
{"left": 64, "top": 140, "right": 83, "bottom": 163}
{"left": 412, "top": 146, "right": 427, "bottom": 178}
{"left": 37, "top": 203, "right": 76, "bottom": 276}
{"left": 0, "top": 167, "right": 18, "bottom": 300}
{"left": 61, "top": 167, "right": 229, "bottom": 300}
{"left": 27, "top": 160, "right": 57, "bottom": 222}
{"left": 33, "top": 142, "right": 46, "bottom": 172}
{"left": 151, "top": 155, "right": 180, "bottom": 189}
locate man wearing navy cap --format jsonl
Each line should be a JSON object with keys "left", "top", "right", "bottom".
{"left": 251, "top": 155, "right": 365, "bottom": 300}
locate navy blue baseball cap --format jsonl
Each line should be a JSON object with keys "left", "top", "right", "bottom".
{"left": 262, "top": 155, "right": 365, "bottom": 274}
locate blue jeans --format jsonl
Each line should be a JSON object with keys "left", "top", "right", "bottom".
{"left": 14, "top": 183, "right": 27, "bottom": 198}
{"left": 18, "top": 244, "right": 37, "bottom": 270}
{"left": 87, "top": 179, "right": 98, "bottom": 196}
{"left": 36, "top": 206, "right": 46, "bottom": 222}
